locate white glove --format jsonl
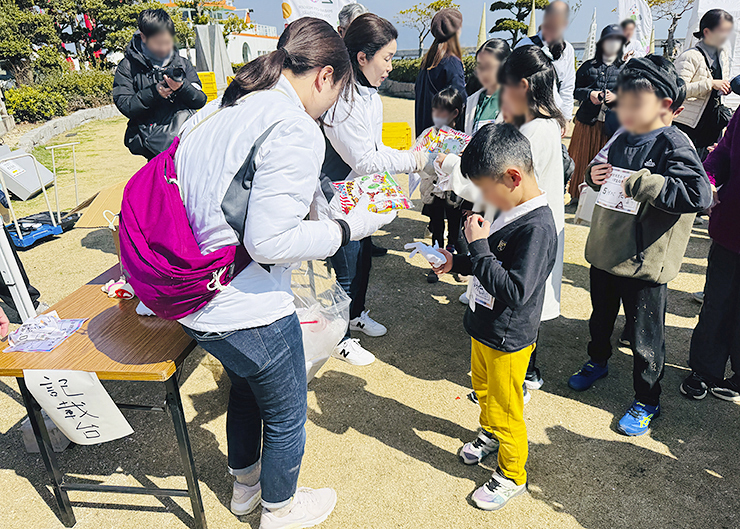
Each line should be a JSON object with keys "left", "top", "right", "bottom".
{"left": 404, "top": 241, "right": 447, "bottom": 267}
{"left": 413, "top": 150, "right": 436, "bottom": 175}
{"left": 332, "top": 194, "right": 397, "bottom": 241}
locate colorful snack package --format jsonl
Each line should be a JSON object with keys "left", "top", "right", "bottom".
{"left": 413, "top": 126, "right": 471, "bottom": 155}
{"left": 331, "top": 171, "right": 412, "bottom": 214}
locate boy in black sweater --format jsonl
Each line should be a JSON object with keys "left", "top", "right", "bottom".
{"left": 434, "top": 124, "right": 557, "bottom": 511}
{"left": 569, "top": 56, "right": 712, "bottom": 436}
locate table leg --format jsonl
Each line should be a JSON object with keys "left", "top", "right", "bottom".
{"left": 165, "top": 372, "right": 208, "bottom": 529}
{"left": 17, "top": 377, "right": 76, "bottom": 527}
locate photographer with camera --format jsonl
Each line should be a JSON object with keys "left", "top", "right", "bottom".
{"left": 113, "top": 9, "right": 207, "bottom": 160}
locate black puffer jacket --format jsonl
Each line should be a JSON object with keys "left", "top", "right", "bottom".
{"left": 573, "top": 57, "right": 623, "bottom": 125}
{"left": 112, "top": 34, "right": 207, "bottom": 159}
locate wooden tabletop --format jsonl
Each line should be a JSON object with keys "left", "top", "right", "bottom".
{"left": 0, "top": 266, "right": 195, "bottom": 381}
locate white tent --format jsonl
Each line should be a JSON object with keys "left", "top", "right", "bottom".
{"left": 683, "top": 0, "right": 740, "bottom": 108}
{"left": 194, "top": 25, "right": 234, "bottom": 92}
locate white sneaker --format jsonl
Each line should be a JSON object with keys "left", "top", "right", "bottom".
{"left": 459, "top": 291, "right": 469, "bottom": 305}
{"left": 459, "top": 430, "right": 498, "bottom": 465}
{"left": 349, "top": 310, "right": 387, "bottom": 337}
{"left": 332, "top": 339, "right": 375, "bottom": 366}
{"left": 260, "top": 487, "right": 337, "bottom": 529}
{"left": 471, "top": 469, "right": 527, "bottom": 511}
{"left": 523, "top": 385, "right": 531, "bottom": 405}
{"left": 231, "top": 480, "right": 261, "bottom": 515}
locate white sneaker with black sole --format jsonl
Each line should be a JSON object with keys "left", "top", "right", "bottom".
{"left": 231, "top": 480, "right": 261, "bottom": 516}
{"left": 259, "top": 487, "right": 337, "bottom": 529}
{"left": 332, "top": 339, "right": 375, "bottom": 366}
{"left": 459, "top": 429, "right": 498, "bottom": 465}
{"left": 349, "top": 310, "right": 387, "bottom": 337}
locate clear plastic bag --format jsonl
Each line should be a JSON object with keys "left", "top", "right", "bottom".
{"left": 292, "top": 261, "right": 351, "bottom": 381}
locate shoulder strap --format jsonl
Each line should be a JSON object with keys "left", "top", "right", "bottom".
{"left": 221, "top": 121, "right": 283, "bottom": 244}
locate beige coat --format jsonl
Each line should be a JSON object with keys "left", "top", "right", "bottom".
{"left": 673, "top": 45, "right": 730, "bottom": 129}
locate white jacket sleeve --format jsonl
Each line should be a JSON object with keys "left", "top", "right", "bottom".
{"left": 244, "top": 120, "right": 343, "bottom": 264}
{"left": 558, "top": 45, "right": 576, "bottom": 120}
{"left": 324, "top": 96, "right": 416, "bottom": 176}
{"left": 440, "top": 154, "right": 483, "bottom": 209}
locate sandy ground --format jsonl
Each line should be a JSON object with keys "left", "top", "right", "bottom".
{"left": 0, "top": 98, "right": 739, "bottom": 529}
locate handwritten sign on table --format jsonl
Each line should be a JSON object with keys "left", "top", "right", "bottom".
{"left": 23, "top": 370, "right": 134, "bottom": 445}
{"left": 596, "top": 166, "right": 640, "bottom": 215}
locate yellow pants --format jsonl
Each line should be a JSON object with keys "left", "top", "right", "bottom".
{"left": 471, "top": 338, "right": 534, "bottom": 485}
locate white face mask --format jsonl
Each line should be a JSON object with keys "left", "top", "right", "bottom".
{"left": 432, "top": 116, "right": 451, "bottom": 129}
{"left": 601, "top": 39, "right": 622, "bottom": 57}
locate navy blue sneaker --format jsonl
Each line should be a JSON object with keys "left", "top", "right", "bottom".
{"left": 568, "top": 361, "right": 608, "bottom": 391}
{"left": 617, "top": 401, "right": 660, "bottom": 436}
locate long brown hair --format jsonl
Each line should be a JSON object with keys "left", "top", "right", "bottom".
{"left": 222, "top": 17, "right": 353, "bottom": 108}
{"left": 420, "top": 33, "right": 463, "bottom": 70}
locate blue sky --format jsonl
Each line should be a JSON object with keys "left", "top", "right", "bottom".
{"left": 241, "top": 1, "right": 692, "bottom": 50}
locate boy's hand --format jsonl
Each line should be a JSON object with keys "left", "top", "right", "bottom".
{"left": 436, "top": 153, "right": 447, "bottom": 166}
{"left": 464, "top": 214, "right": 490, "bottom": 243}
{"left": 0, "top": 307, "right": 8, "bottom": 338}
{"left": 433, "top": 248, "right": 454, "bottom": 275}
{"left": 590, "top": 163, "right": 612, "bottom": 185}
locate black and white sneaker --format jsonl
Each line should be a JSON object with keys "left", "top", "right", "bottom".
{"left": 524, "top": 367, "right": 544, "bottom": 390}
{"left": 459, "top": 429, "right": 498, "bottom": 465}
{"left": 710, "top": 375, "right": 740, "bottom": 402}
{"left": 680, "top": 372, "right": 709, "bottom": 400}
{"left": 467, "top": 390, "right": 479, "bottom": 404}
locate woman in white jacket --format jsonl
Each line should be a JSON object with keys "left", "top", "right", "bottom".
{"left": 674, "top": 9, "right": 733, "bottom": 160}
{"left": 322, "top": 13, "right": 432, "bottom": 365}
{"left": 174, "top": 18, "right": 394, "bottom": 528}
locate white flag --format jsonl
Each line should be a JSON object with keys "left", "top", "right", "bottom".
{"left": 584, "top": 8, "right": 598, "bottom": 61}
{"left": 618, "top": 0, "right": 653, "bottom": 56}
{"left": 281, "top": 0, "right": 353, "bottom": 27}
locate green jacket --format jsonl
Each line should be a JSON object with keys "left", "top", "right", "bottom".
{"left": 585, "top": 127, "right": 712, "bottom": 284}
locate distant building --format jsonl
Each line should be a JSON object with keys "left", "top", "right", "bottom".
{"left": 164, "top": 0, "right": 278, "bottom": 65}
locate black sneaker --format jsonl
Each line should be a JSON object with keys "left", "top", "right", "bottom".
{"left": 467, "top": 390, "right": 479, "bottom": 404}
{"left": 680, "top": 372, "right": 709, "bottom": 400}
{"left": 710, "top": 375, "right": 740, "bottom": 402}
{"left": 427, "top": 270, "right": 439, "bottom": 283}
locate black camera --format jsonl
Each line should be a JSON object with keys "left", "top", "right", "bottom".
{"left": 154, "top": 66, "right": 185, "bottom": 83}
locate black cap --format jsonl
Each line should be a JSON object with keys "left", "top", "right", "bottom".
{"left": 598, "top": 23, "right": 627, "bottom": 46}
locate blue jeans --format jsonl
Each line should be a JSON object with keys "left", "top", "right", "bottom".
{"left": 183, "top": 313, "right": 307, "bottom": 508}
{"left": 330, "top": 238, "right": 371, "bottom": 340}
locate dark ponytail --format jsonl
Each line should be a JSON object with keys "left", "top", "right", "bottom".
{"left": 694, "top": 9, "right": 733, "bottom": 40}
{"left": 343, "top": 13, "right": 398, "bottom": 78}
{"left": 476, "top": 38, "right": 511, "bottom": 62}
{"left": 222, "top": 17, "right": 353, "bottom": 108}
{"left": 498, "top": 45, "right": 566, "bottom": 129}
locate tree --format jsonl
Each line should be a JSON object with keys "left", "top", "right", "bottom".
{"left": 396, "top": 0, "right": 461, "bottom": 58}
{"left": 649, "top": 0, "right": 694, "bottom": 58}
{"left": 490, "top": 0, "right": 550, "bottom": 46}
{"left": 0, "top": 0, "right": 60, "bottom": 84}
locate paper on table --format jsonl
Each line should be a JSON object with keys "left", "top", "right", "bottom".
{"left": 5, "top": 311, "right": 86, "bottom": 353}
{"left": 595, "top": 166, "right": 640, "bottom": 215}
{"left": 23, "top": 369, "right": 134, "bottom": 445}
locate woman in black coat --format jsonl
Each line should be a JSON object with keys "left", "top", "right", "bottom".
{"left": 567, "top": 24, "right": 625, "bottom": 200}
{"left": 112, "top": 9, "right": 207, "bottom": 160}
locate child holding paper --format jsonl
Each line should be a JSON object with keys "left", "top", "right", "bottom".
{"left": 420, "top": 88, "right": 465, "bottom": 282}
{"left": 568, "top": 56, "right": 712, "bottom": 436}
{"left": 434, "top": 123, "right": 557, "bottom": 511}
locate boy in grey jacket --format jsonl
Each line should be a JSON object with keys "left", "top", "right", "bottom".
{"left": 568, "top": 56, "right": 712, "bottom": 436}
